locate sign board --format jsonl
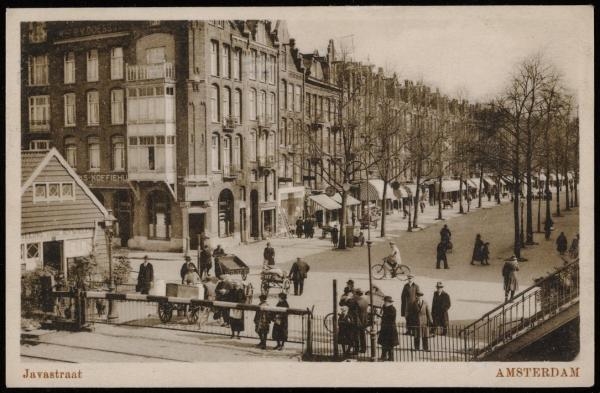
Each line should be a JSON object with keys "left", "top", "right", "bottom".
{"left": 81, "top": 172, "right": 128, "bottom": 188}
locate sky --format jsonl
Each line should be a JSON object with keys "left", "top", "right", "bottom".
{"left": 285, "top": 7, "right": 592, "bottom": 102}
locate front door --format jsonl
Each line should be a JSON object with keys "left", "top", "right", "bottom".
{"left": 189, "top": 213, "right": 205, "bottom": 250}
{"left": 116, "top": 190, "right": 132, "bottom": 247}
{"left": 43, "top": 241, "right": 63, "bottom": 273}
{"left": 250, "top": 190, "right": 259, "bottom": 238}
{"left": 240, "top": 208, "right": 247, "bottom": 243}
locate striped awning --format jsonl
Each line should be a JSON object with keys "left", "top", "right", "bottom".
{"left": 466, "top": 178, "right": 479, "bottom": 189}
{"left": 332, "top": 193, "right": 361, "bottom": 206}
{"left": 359, "top": 179, "right": 394, "bottom": 201}
{"left": 309, "top": 194, "right": 341, "bottom": 211}
{"left": 483, "top": 177, "right": 496, "bottom": 186}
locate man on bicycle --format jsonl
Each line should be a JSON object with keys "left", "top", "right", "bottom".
{"left": 386, "top": 241, "right": 402, "bottom": 277}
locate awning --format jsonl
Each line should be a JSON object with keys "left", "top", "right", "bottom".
{"left": 466, "top": 178, "right": 479, "bottom": 189}
{"left": 332, "top": 193, "right": 361, "bottom": 206}
{"left": 538, "top": 174, "right": 547, "bottom": 181}
{"left": 309, "top": 194, "right": 341, "bottom": 211}
{"left": 359, "top": 179, "right": 394, "bottom": 201}
{"left": 483, "top": 177, "right": 496, "bottom": 186}
{"left": 441, "top": 180, "right": 462, "bottom": 193}
{"left": 278, "top": 186, "right": 306, "bottom": 200}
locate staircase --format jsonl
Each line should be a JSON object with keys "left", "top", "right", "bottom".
{"left": 460, "top": 259, "right": 579, "bottom": 361}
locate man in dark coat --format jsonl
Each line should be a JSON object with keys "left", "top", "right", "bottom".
{"left": 137, "top": 255, "right": 154, "bottom": 295}
{"left": 348, "top": 288, "right": 369, "bottom": 354}
{"left": 331, "top": 225, "right": 339, "bottom": 248}
{"left": 289, "top": 257, "right": 310, "bottom": 296}
{"left": 295, "top": 218, "right": 304, "bottom": 238}
{"left": 411, "top": 290, "right": 433, "bottom": 351}
{"left": 556, "top": 232, "right": 568, "bottom": 255}
{"left": 470, "top": 234, "right": 484, "bottom": 265}
{"left": 401, "top": 274, "right": 420, "bottom": 335}
{"left": 436, "top": 241, "right": 449, "bottom": 269}
{"left": 213, "top": 245, "right": 226, "bottom": 278}
{"left": 303, "top": 219, "right": 311, "bottom": 239}
{"left": 180, "top": 255, "right": 199, "bottom": 284}
{"left": 263, "top": 242, "right": 276, "bottom": 266}
{"left": 431, "top": 282, "right": 451, "bottom": 335}
{"left": 198, "top": 245, "right": 213, "bottom": 279}
{"left": 254, "top": 294, "right": 271, "bottom": 350}
{"left": 440, "top": 224, "right": 451, "bottom": 244}
{"left": 377, "top": 296, "right": 399, "bottom": 361}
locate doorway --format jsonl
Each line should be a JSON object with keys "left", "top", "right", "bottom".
{"left": 43, "top": 241, "right": 63, "bottom": 273}
{"left": 218, "top": 189, "right": 234, "bottom": 237}
{"left": 189, "top": 213, "right": 206, "bottom": 250}
{"left": 240, "top": 208, "right": 247, "bottom": 243}
{"left": 115, "top": 190, "right": 132, "bottom": 247}
{"left": 250, "top": 190, "right": 259, "bottom": 238}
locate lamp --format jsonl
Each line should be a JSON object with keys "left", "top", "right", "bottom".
{"left": 104, "top": 210, "right": 118, "bottom": 320}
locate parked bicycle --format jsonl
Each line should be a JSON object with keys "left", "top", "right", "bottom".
{"left": 323, "top": 305, "right": 383, "bottom": 334}
{"left": 371, "top": 257, "right": 411, "bottom": 280}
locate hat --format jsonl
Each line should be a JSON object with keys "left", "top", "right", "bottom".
{"left": 354, "top": 288, "right": 363, "bottom": 295}
{"left": 143, "top": 255, "right": 149, "bottom": 259}
{"left": 436, "top": 281, "right": 444, "bottom": 288}
{"left": 343, "top": 287, "right": 352, "bottom": 294}
{"left": 416, "top": 290, "right": 424, "bottom": 296}
{"left": 383, "top": 296, "right": 394, "bottom": 303}
{"left": 185, "top": 255, "right": 191, "bottom": 261}
{"left": 407, "top": 274, "right": 414, "bottom": 279}
{"left": 259, "top": 294, "right": 267, "bottom": 301}
{"left": 278, "top": 292, "right": 287, "bottom": 300}
{"left": 346, "top": 279, "right": 354, "bottom": 285}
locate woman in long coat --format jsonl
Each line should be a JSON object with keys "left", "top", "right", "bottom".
{"left": 470, "top": 234, "right": 484, "bottom": 265}
{"left": 337, "top": 306, "right": 353, "bottom": 356}
{"left": 377, "top": 296, "right": 399, "bottom": 361}
{"left": 502, "top": 256, "right": 519, "bottom": 301}
{"left": 228, "top": 281, "right": 245, "bottom": 339}
{"left": 272, "top": 292, "right": 289, "bottom": 350}
{"left": 254, "top": 294, "right": 271, "bottom": 349}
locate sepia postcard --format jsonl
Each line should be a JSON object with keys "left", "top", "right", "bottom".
{"left": 5, "top": 6, "right": 594, "bottom": 388}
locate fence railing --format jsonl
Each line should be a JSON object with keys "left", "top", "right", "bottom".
{"left": 460, "top": 259, "right": 579, "bottom": 360}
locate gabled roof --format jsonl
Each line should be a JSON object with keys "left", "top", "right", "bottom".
{"left": 21, "top": 148, "right": 109, "bottom": 218}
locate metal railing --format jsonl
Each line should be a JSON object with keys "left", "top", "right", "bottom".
{"left": 126, "top": 62, "right": 175, "bottom": 82}
{"left": 460, "top": 259, "right": 579, "bottom": 360}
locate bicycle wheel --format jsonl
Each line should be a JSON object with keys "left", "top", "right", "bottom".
{"left": 323, "top": 312, "right": 335, "bottom": 334}
{"left": 371, "top": 264, "right": 386, "bottom": 280}
{"left": 395, "top": 264, "right": 411, "bottom": 281}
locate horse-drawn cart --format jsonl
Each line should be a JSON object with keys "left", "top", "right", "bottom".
{"left": 260, "top": 268, "right": 291, "bottom": 296}
{"left": 215, "top": 254, "right": 249, "bottom": 280}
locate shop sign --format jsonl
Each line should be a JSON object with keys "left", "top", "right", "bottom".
{"left": 81, "top": 173, "right": 128, "bottom": 187}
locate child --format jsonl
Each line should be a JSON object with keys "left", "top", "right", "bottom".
{"left": 481, "top": 242, "right": 490, "bottom": 265}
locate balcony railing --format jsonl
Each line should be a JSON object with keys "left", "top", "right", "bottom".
{"left": 258, "top": 155, "right": 275, "bottom": 168}
{"left": 29, "top": 120, "right": 50, "bottom": 132}
{"left": 126, "top": 62, "right": 175, "bottom": 82}
{"left": 223, "top": 164, "right": 241, "bottom": 179}
{"left": 222, "top": 116, "right": 239, "bottom": 131}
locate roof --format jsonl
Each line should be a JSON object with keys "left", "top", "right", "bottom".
{"left": 309, "top": 194, "right": 341, "bottom": 211}
{"left": 332, "top": 193, "right": 361, "bottom": 206}
{"left": 21, "top": 150, "right": 48, "bottom": 186}
{"left": 21, "top": 148, "right": 109, "bottom": 218}
{"left": 441, "top": 180, "right": 463, "bottom": 193}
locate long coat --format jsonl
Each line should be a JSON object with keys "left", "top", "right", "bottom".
{"left": 331, "top": 227, "right": 339, "bottom": 244}
{"left": 556, "top": 234, "right": 568, "bottom": 253}
{"left": 198, "top": 249, "right": 213, "bottom": 270}
{"left": 272, "top": 299, "right": 289, "bottom": 341}
{"left": 254, "top": 301, "right": 272, "bottom": 334}
{"left": 472, "top": 237, "right": 484, "bottom": 261}
{"left": 263, "top": 246, "right": 276, "bottom": 265}
{"left": 289, "top": 260, "right": 310, "bottom": 282}
{"left": 401, "top": 282, "right": 420, "bottom": 322}
{"left": 229, "top": 288, "right": 245, "bottom": 332}
{"left": 502, "top": 260, "right": 519, "bottom": 292}
{"left": 377, "top": 304, "right": 399, "bottom": 347}
{"left": 137, "top": 262, "right": 154, "bottom": 294}
{"left": 431, "top": 291, "right": 451, "bottom": 328}
{"left": 410, "top": 298, "right": 433, "bottom": 338}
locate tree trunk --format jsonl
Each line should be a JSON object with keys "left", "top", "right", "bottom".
{"left": 478, "top": 168, "right": 484, "bottom": 208}
{"left": 555, "top": 168, "right": 561, "bottom": 217}
{"left": 338, "top": 191, "right": 347, "bottom": 249}
{"left": 413, "top": 165, "right": 422, "bottom": 229}
{"left": 564, "top": 167, "right": 570, "bottom": 212}
{"left": 437, "top": 175, "right": 443, "bottom": 220}
{"left": 380, "top": 181, "right": 388, "bottom": 237}
{"left": 537, "top": 171, "right": 542, "bottom": 233}
{"left": 458, "top": 173, "right": 464, "bottom": 214}
{"left": 513, "top": 173, "right": 521, "bottom": 259}
{"left": 525, "top": 169, "right": 534, "bottom": 244}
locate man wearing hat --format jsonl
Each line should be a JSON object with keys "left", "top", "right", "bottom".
{"left": 502, "top": 256, "right": 519, "bottom": 301}
{"left": 289, "top": 257, "right": 310, "bottom": 296}
{"left": 137, "top": 255, "right": 154, "bottom": 295}
{"left": 344, "top": 279, "right": 355, "bottom": 294}
{"left": 254, "top": 294, "right": 272, "bottom": 350}
{"left": 432, "top": 282, "right": 451, "bottom": 336}
{"left": 386, "top": 241, "right": 402, "bottom": 277}
{"left": 411, "top": 290, "right": 433, "bottom": 351}
{"left": 263, "top": 242, "right": 276, "bottom": 266}
{"left": 401, "top": 274, "right": 420, "bottom": 335}
{"left": 347, "top": 288, "right": 368, "bottom": 354}
{"left": 378, "top": 296, "right": 399, "bottom": 361}
{"left": 198, "top": 244, "right": 213, "bottom": 279}
{"left": 180, "top": 255, "right": 199, "bottom": 285}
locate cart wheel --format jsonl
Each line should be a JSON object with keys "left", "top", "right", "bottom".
{"left": 371, "top": 264, "right": 386, "bottom": 280}
{"left": 282, "top": 278, "right": 291, "bottom": 294}
{"left": 261, "top": 282, "right": 270, "bottom": 296}
{"left": 241, "top": 271, "right": 248, "bottom": 281}
{"left": 187, "top": 306, "right": 200, "bottom": 324}
{"left": 158, "top": 303, "right": 173, "bottom": 323}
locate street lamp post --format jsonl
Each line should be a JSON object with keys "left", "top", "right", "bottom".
{"left": 105, "top": 211, "right": 118, "bottom": 320}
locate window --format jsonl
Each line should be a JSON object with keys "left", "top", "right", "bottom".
{"left": 146, "top": 47, "right": 165, "bottom": 64}
{"left": 249, "top": 89, "right": 256, "bottom": 120}
{"left": 233, "top": 89, "right": 241, "bottom": 121}
{"left": 64, "top": 52, "right": 76, "bottom": 84}
{"left": 29, "top": 140, "right": 50, "bottom": 151}
{"left": 288, "top": 83, "right": 294, "bottom": 111}
{"left": 233, "top": 134, "right": 242, "bottom": 168}
{"left": 64, "top": 93, "right": 76, "bottom": 127}
{"left": 28, "top": 54, "right": 48, "bottom": 86}
{"left": 281, "top": 47, "right": 287, "bottom": 71}
{"left": 111, "top": 89, "right": 124, "bottom": 124}
{"left": 222, "top": 44, "right": 230, "bottom": 78}
{"left": 111, "top": 47, "right": 124, "bottom": 79}
{"left": 33, "top": 182, "right": 75, "bottom": 202}
{"left": 306, "top": 94, "right": 311, "bottom": 116}
{"left": 258, "top": 91, "right": 265, "bottom": 119}
{"left": 223, "top": 136, "right": 231, "bottom": 172}
{"left": 268, "top": 55, "right": 276, "bottom": 84}
{"left": 280, "top": 80, "right": 287, "bottom": 110}
{"left": 28, "top": 22, "right": 46, "bottom": 43}
{"left": 26, "top": 243, "right": 40, "bottom": 259}
{"left": 65, "top": 138, "right": 77, "bottom": 167}
{"left": 28, "top": 95, "right": 50, "bottom": 131}
{"left": 210, "top": 41, "right": 219, "bottom": 76}
{"left": 268, "top": 131, "right": 275, "bottom": 158}
{"left": 233, "top": 48, "right": 241, "bottom": 80}
{"left": 294, "top": 85, "right": 301, "bottom": 112}
{"left": 211, "top": 133, "right": 220, "bottom": 171}
{"left": 267, "top": 92, "right": 275, "bottom": 122}
{"left": 87, "top": 91, "right": 99, "bottom": 125}
{"left": 259, "top": 52, "right": 266, "bottom": 82}
{"left": 249, "top": 130, "right": 257, "bottom": 161}
{"left": 88, "top": 137, "right": 100, "bottom": 170}
{"left": 210, "top": 85, "right": 220, "bottom": 122}
{"left": 167, "top": 135, "right": 176, "bottom": 144}
{"left": 223, "top": 87, "right": 231, "bottom": 119}
{"left": 249, "top": 50, "right": 257, "bottom": 80}
{"left": 112, "top": 136, "right": 125, "bottom": 171}
{"left": 87, "top": 49, "right": 98, "bottom": 82}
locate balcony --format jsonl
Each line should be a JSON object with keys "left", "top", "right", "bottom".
{"left": 29, "top": 120, "right": 50, "bottom": 132}
{"left": 257, "top": 115, "right": 274, "bottom": 130}
{"left": 222, "top": 116, "right": 239, "bottom": 132}
{"left": 126, "top": 62, "right": 175, "bottom": 82}
{"left": 258, "top": 155, "right": 275, "bottom": 169}
{"left": 223, "top": 164, "right": 241, "bottom": 180}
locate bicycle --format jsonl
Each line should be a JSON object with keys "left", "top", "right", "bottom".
{"left": 324, "top": 305, "right": 383, "bottom": 334}
{"left": 371, "top": 258, "right": 411, "bottom": 280}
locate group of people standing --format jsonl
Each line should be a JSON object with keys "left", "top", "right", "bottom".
{"left": 254, "top": 292, "right": 290, "bottom": 350}
{"left": 295, "top": 217, "right": 316, "bottom": 239}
